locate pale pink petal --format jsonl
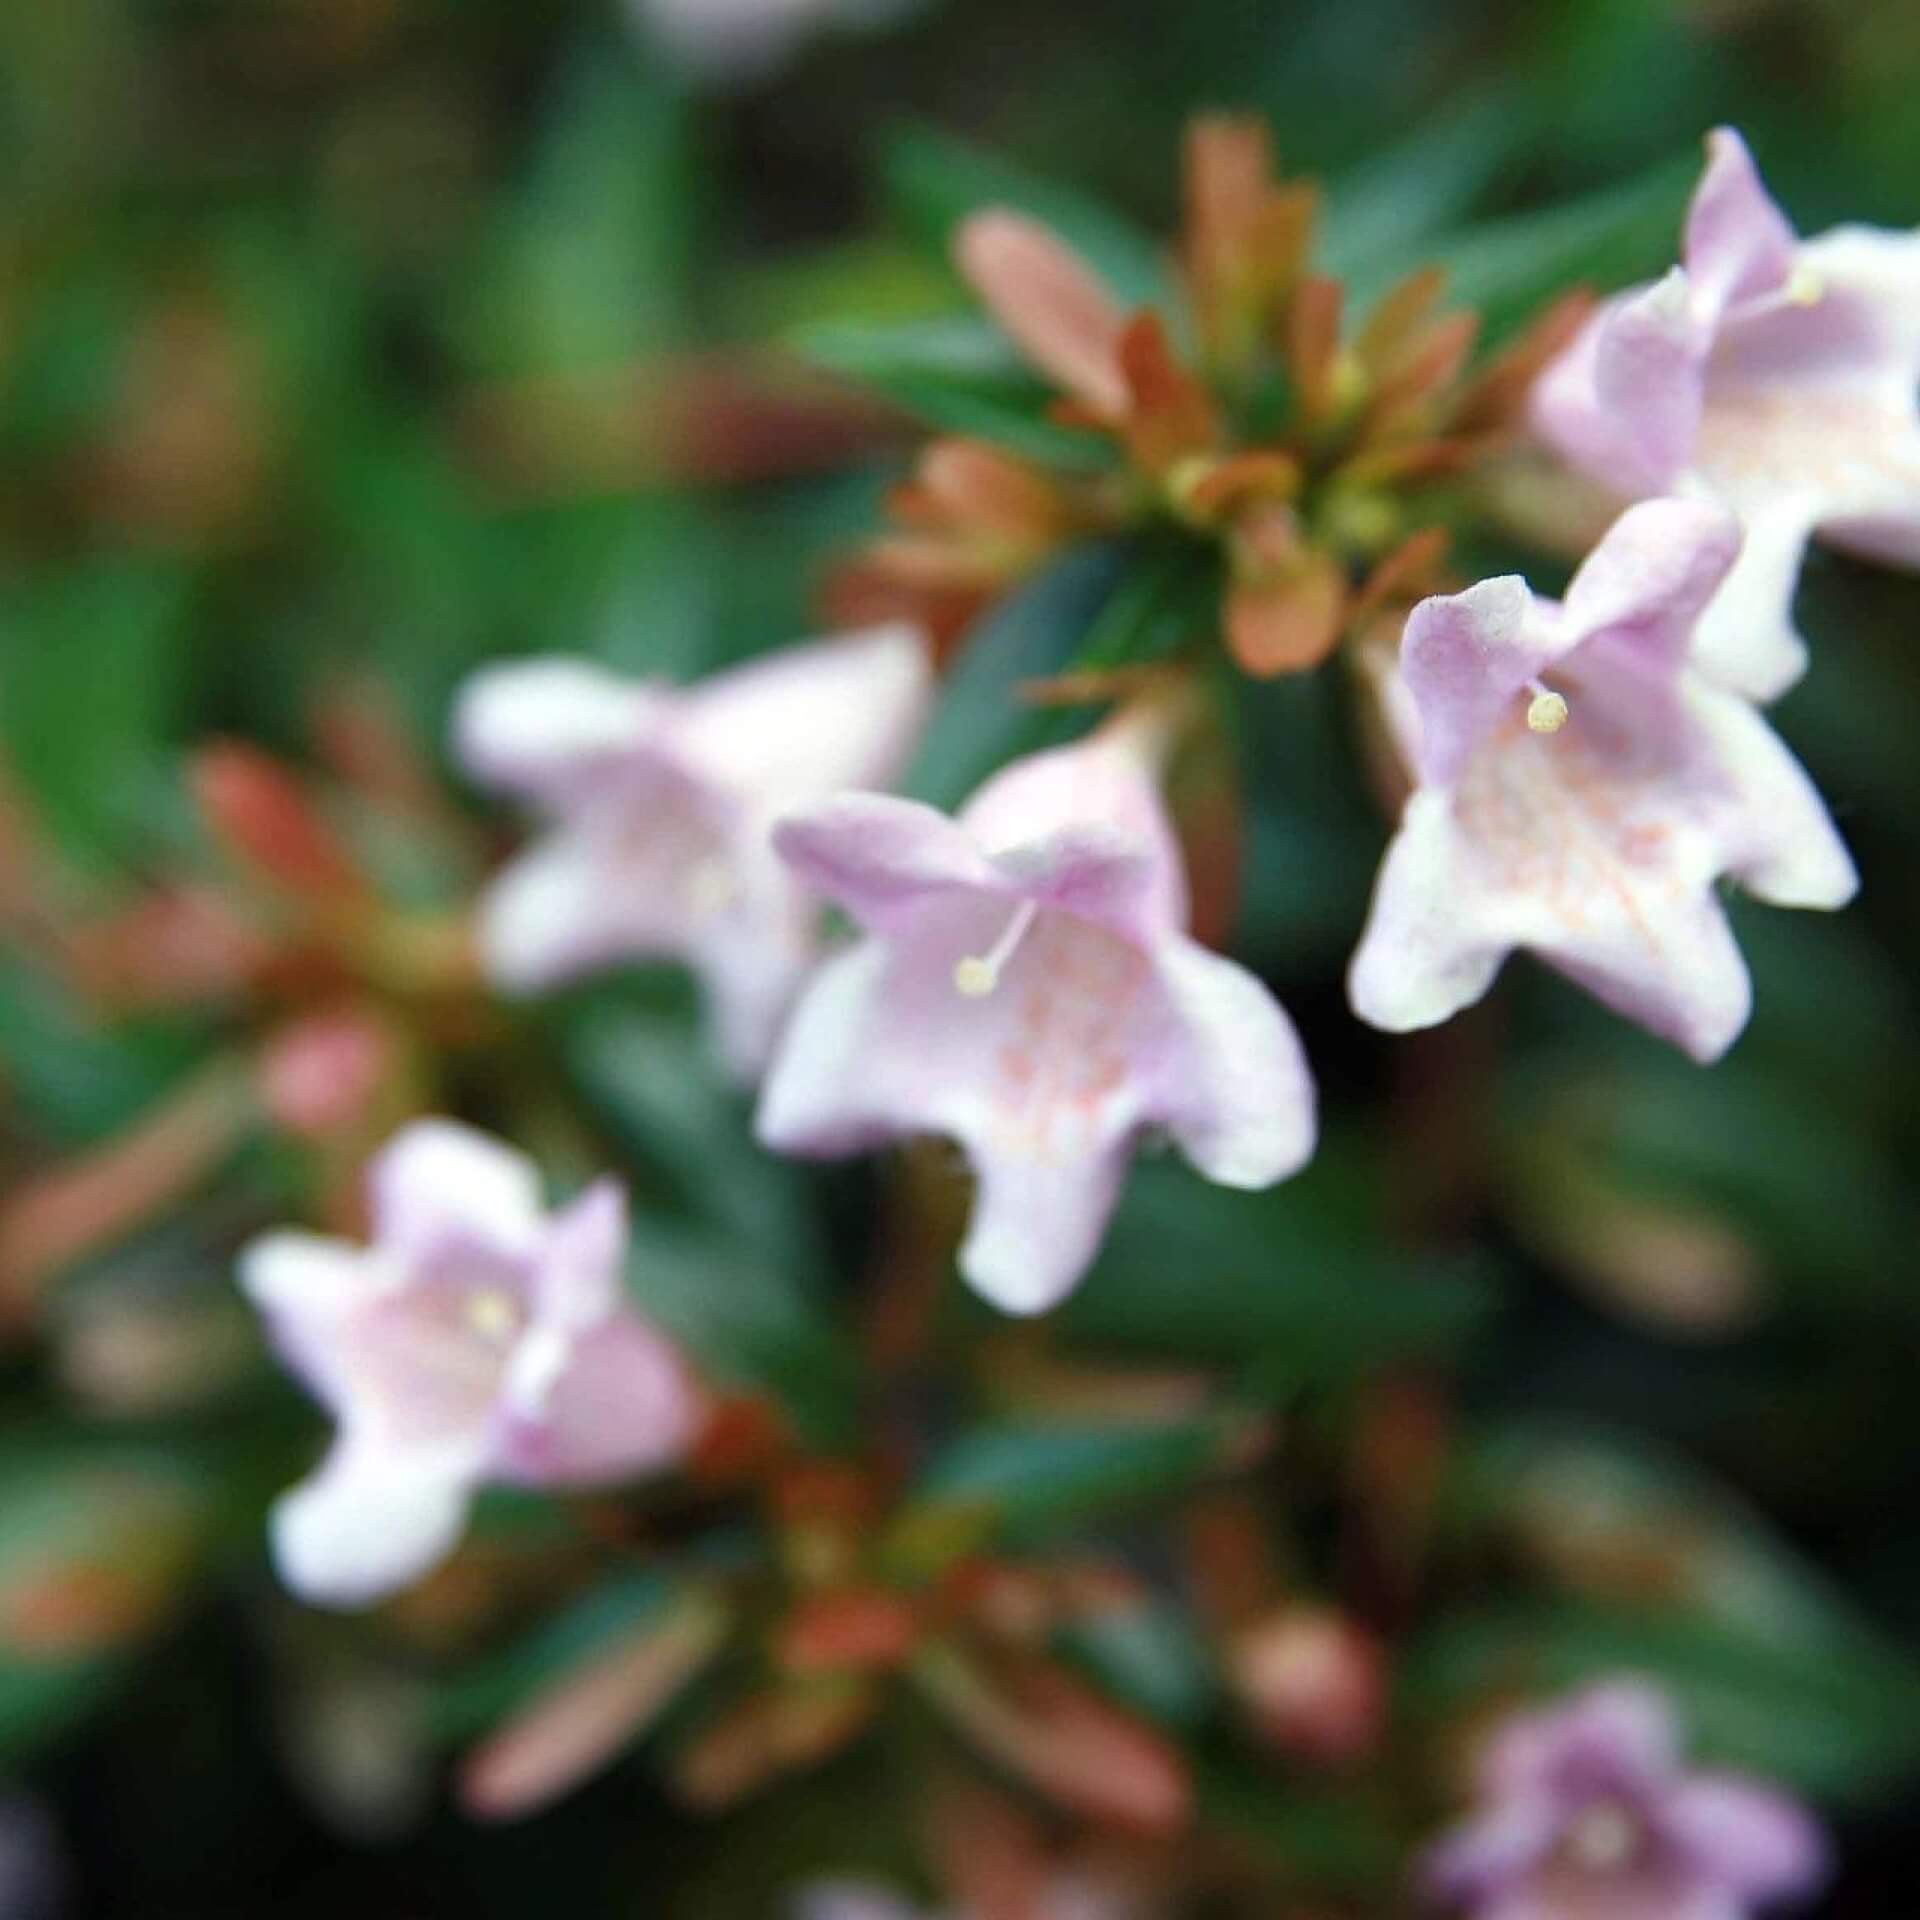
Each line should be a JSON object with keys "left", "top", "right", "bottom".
{"left": 1419, "top": 1798, "right": 1561, "bottom": 1903}
{"left": 534, "top": 1180, "right": 627, "bottom": 1329}
{"left": 1151, "top": 939, "right": 1316, "bottom": 1188}
{"left": 237, "top": 1231, "right": 392, "bottom": 1410}
{"left": 1485, "top": 1681, "right": 1680, "bottom": 1802}
{"left": 960, "top": 736, "right": 1189, "bottom": 938}
{"left": 794, "top": 1882, "right": 927, "bottom": 1920}
{"left": 1589, "top": 270, "right": 1709, "bottom": 495}
{"left": 271, "top": 1440, "right": 476, "bottom": 1609}
{"left": 772, "top": 794, "right": 997, "bottom": 934}
{"left": 671, "top": 624, "right": 931, "bottom": 806}
{"left": 755, "top": 943, "right": 902, "bottom": 1158}
{"left": 454, "top": 659, "right": 671, "bottom": 805}
{"left": 1530, "top": 297, "right": 1649, "bottom": 503}
{"left": 367, "top": 1119, "right": 544, "bottom": 1261}
{"left": 1559, "top": 500, "right": 1741, "bottom": 675}
{"left": 1685, "top": 681, "right": 1857, "bottom": 909}
{"left": 1665, "top": 497, "right": 1815, "bottom": 701}
{"left": 1400, "top": 577, "right": 1555, "bottom": 786}
{"left": 497, "top": 1310, "right": 702, "bottom": 1483}
{"left": 1663, "top": 1774, "right": 1829, "bottom": 1901}
{"left": 478, "top": 827, "right": 702, "bottom": 993}
{"left": 1683, "top": 129, "right": 1798, "bottom": 314}
{"left": 958, "top": 1142, "right": 1132, "bottom": 1315}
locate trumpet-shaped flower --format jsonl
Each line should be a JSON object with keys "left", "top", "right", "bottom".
{"left": 240, "top": 1121, "right": 701, "bottom": 1608}
{"left": 1348, "top": 499, "right": 1856, "bottom": 1062}
{"left": 1421, "top": 1680, "right": 1826, "bottom": 1919}
{"left": 1534, "top": 126, "right": 1920, "bottom": 700}
{"left": 456, "top": 625, "right": 930, "bottom": 1081}
{"left": 756, "top": 718, "right": 1316, "bottom": 1315}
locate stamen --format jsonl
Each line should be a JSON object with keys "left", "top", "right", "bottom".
{"left": 683, "top": 858, "right": 737, "bottom": 919}
{"left": 467, "top": 1288, "right": 520, "bottom": 1343}
{"left": 1525, "top": 679, "right": 1570, "bottom": 734}
{"left": 1566, "top": 1802, "right": 1638, "bottom": 1872}
{"left": 954, "top": 900, "right": 1039, "bottom": 997}
{"left": 1785, "top": 265, "right": 1825, "bottom": 307}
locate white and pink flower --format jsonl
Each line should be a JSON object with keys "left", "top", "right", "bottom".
{"left": 756, "top": 713, "right": 1316, "bottom": 1315}
{"left": 1349, "top": 498, "right": 1856, "bottom": 1062}
{"left": 1534, "top": 127, "right": 1920, "bottom": 700}
{"left": 456, "top": 624, "right": 930, "bottom": 1081}
{"left": 240, "top": 1120, "right": 701, "bottom": 1608}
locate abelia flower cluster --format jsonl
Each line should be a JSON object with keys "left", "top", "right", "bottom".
{"left": 1422, "top": 1681, "right": 1826, "bottom": 1919}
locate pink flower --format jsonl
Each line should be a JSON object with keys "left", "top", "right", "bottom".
{"left": 239, "top": 1120, "right": 701, "bottom": 1609}
{"left": 456, "top": 625, "right": 930, "bottom": 1081}
{"left": 756, "top": 715, "right": 1316, "bottom": 1315}
{"left": 1422, "top": 1680, "right": 1826, "bottom": 1919}
{"left": 1534, "top": 126, "right": 1920, "bottom": 700}
{"left": 1348, "top": 499, "right": 1856, "bottom": 1063}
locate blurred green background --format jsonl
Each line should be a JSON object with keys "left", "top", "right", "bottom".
{"left": 3, "top": 0, "right": 1920, "bottom": 1913}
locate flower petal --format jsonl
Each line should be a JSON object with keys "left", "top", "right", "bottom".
{"left": 1151, "top": 939, "right": 1315, "bottom": 1188}
{"left": 671, "top": 624, "right": 931, "bottom": 806}
{"left": 1348, "top": 791, "right": 1510, "bottom": 1036}
{"left": 960, "top": 735, "right": 1189, "bottom": 940}
{"left": 237, "top": 1231, "right": 391, "bottom": 1410}
{"left": 1589, "top": 269, "right": 1710, "bottom": 495}
{"left": 1484, "top": 1681, "right": 1680, "bottom": 1802}
{"left": 1400, "top": 576, "right": 1554, "bottom": 787}
{"left": 498, "top": 1309, "right": 702, "bottom": 1484}
{"left": 958, "top": 1144, "right": 1132, "bottom": 1316}
{"left": 755, "top": 943, "right": 903, "bottom": 1158}
{"left": 1663, "top": 1773, "right": 1828, "bottom": 1901}
{"left": 454, "top": 659, "right": 670, "bottom": 805}
{"left": 1683, "top": 128, "right": 1798, "bottom": 314}
{"left": 1682, "top": 496, "right": 1817, "bottom": 700}
{"left": 271, "top": 1440, "right": 475, "bottom": 1609}
{"left": 1418, "top": 1798, "right": 1561, "bottom": 1904}
{"left": 773, "top": 794, "right": 1000, "bottom": 931}
{"left": 534, "top": 1179, "right": 628, "bottom": 1330}
{"left": 367, "top": 1119, "right": 544, "bottom": 1262}
{"left": 1560, "top": 499, "right": 1741, "bottom": 677}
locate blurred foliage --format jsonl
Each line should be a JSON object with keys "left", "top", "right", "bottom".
{"left": 1, "top": 0, "right": 1919, "bottom": 1916}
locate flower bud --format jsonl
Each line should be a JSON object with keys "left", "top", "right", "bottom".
{"left": 1230, "top": 1606, "right": 1385, "bottom": 1767}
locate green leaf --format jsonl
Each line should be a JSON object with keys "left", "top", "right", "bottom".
{"left": 795, "top": 314, "right": 1112, "bottom": 467}
{"left": 901, "top": 540, "right": 1124, "bottom": 811}
{"left": 904, "top": 1414, "right": 1242, "bottom": 1549}
{"left": 1406, "top": 1605, "right": 1920, "bottom": 1804}
{"left": 1322, "top": 91, "right": 1538, "bottom": 294}
{"left": 879, "top": 123, "right": 1171, "bottom": 311}
{"left": 1060, "top": 1146, "right": 1494, "bottom": 1384}
{"left": 1058, "top": 1600, "right": 1216, "bottom": 1726}
{"left": 1428, "top": 154, "right": 1694, "bottom": 340}
{"left": 1421, "top": 1420, "right": 1920, "bottom": 1802}
{"left": 459, "top": 41, "right": 693, "bottom": 374}
{"left": 0, "top": 558, "right": 194, "bottom": 870}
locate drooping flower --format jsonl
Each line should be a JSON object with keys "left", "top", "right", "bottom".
{"left": 1421, "top": 1680, "right": 1826, "bottom": 1919}
{"left": 1533, "top": 126, "right": 1920, "bottom": 701}
{"left": 1348, "top": 498, "right": 1857, "bottom": 1063}
{"left": 756, "top": 708, "right": 1316, "bottom": 1315}
{"left": 456, "top": 624, "right": 930, "bottom": 1081}
{"left": 239, "top": 1120, "right": 701, "bottom": 1608}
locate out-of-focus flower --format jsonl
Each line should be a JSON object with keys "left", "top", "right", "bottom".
{"left": 456, "top": 624, "right": 930, "bottom": 1081}
{"left": 757, "top": 703, "right": 1315, "bottom": 1313}
{"left": 1230, "top": 1605, "right": 1385, "bottom": 1768}
{"left": 1348, "top": 499, "right": 1855, "bottom": 1063}
{"left": 627, "top": 0, "right": 916, "bottom": 84}
{"left": 840, "top": 118, "right": 1589, "bottom": 675}
{"left": 239, "top": 1120, "right": 702, "bottom": 1609}
{"left": 1533, "top": 126, "right": 1920, "bottom": 700}
{"left": 1421, "top": 1680, "right": 1826, "bottom": 1918}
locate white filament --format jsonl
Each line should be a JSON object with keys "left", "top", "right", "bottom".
{"left": 954, "top": 900, "right": 1039, "bottom": 997}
